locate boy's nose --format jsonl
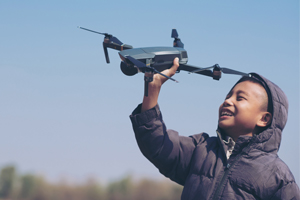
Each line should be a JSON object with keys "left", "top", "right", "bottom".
{"left": 223, "top": 98, "right": 233, "bottom": 107}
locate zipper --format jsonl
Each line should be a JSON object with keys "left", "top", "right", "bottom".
{"left": 211, "top": 141, "right": 252, "bottom": 200}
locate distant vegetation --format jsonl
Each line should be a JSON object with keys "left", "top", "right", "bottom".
{"left": 0, "top": 165, "right": 183, "bottom": 200}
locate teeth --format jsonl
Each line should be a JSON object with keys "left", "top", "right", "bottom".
{"left": 221, "top": 111, "right": 233, "bottom": 116}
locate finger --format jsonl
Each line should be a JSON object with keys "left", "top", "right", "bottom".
{"left": 170, "top": 57, "right": 180, "bottom": 73}
{"left": 161, "top": 57, "right": 179, "bottom": 77}
{"left": 158, "top": 57, "right": 180, "bottom": 84}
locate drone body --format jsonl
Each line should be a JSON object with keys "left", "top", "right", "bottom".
{"left": 118, "top": 46, "right": 188, "bottom": 76}
{"left": 78, "top": 27, "right": 248, "bottom": 95}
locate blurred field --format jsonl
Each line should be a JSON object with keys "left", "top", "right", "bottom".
{"left": 0, "top": 165, "right": 183, "bottom": 200}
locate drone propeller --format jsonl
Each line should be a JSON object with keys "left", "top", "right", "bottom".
{"left": 78, "top": 27, "right": 110, "bottom": 37}
{"left": 78, "top": 26, "right": 122, "bottom": 45}
{"left": 78, "top": 26, "right": 133, "bottom": 63}
{"left": 171, "top": 29, "right": 179, "bottom": 38}
{"left": 126, "top": 56, "right": 178, "bottom": 83}
{"left": 189, "top": 64, "right": 248, "bottom": 76}
{"left": 171, "top": 29, "right": 184, "bottom": 48}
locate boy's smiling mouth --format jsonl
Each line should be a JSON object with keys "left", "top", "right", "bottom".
{"left": 219, "top": 109, "right": 234, "bottom": 119}
{"left": 221, "top": 111, "right": 233, "bottom": 116}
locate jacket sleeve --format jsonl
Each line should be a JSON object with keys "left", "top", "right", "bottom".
{"left": 271, "top": 181, "right": 300, "bottom": 200}
{"left": 130, "top": 104, "right": 208, "bottom": 185}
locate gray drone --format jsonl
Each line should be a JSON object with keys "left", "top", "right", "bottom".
{"left": 78, "top": 27, "right": 248, "bottom": 96}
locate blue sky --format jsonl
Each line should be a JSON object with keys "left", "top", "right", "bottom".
{"left": 0, "top": 1, "right": 299, "bottom": 184}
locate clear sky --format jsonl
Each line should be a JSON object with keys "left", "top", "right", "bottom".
{"left": 1, "top": 1, "right": 299, "bottom": 184}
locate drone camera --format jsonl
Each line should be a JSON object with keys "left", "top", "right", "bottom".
{"left": 120, "top": 61, "right": 138, "bottom": 76}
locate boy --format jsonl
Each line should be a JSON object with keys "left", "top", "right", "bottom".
{"left": 130, "top": 58, "right": 300, "bottom": 199}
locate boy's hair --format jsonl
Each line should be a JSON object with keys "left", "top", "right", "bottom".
{"left": 235, "top": 75, "right": 273, "bottom": 115}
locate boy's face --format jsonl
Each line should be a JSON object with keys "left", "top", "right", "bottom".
{"left": 218, "top": 80, "right": 268, "bottom": 139}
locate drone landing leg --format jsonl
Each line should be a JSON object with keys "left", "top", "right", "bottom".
{"left": 144, "top": 71, "right": 154, "bottom": 97}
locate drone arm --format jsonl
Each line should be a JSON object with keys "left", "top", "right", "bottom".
{"left": 179, "top": 64, "right": 214, "bottom": 78}
{"left": 103, "top": 43, "right": 110, "bottom": 63}
{"left": 105, "top": 42, "right": 133, "bottom": 51}
{"left": 121, "top": 44, "right": 133, "bottom": 50}
{"left": 103, "top": 42, "right": 133, "bottom": 64}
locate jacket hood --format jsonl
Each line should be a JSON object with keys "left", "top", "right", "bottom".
{"left": 250, "top": 73, "right": 288, "bottom": 153}
{"left": 219, "top": 73, "right": 289, "bottom": 154}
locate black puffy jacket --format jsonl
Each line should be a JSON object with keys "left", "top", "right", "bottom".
{"left": 130, "top": 73, "right": 300, "bottom": 199}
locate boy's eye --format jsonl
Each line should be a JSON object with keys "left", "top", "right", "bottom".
{"left": 237, "top": 96, "right": 246, "bottom": 101}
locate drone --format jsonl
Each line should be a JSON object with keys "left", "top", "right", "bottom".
{"left": 78, "top": 26, "right": 248, "bottom": 96}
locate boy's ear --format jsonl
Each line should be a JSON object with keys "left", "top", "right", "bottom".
{"left": 257, "top": 112, "right": 272, "bottom": 127}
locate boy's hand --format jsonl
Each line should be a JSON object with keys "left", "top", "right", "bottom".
{"left": 141, "top": 57, "right": 180, "bottom": 112}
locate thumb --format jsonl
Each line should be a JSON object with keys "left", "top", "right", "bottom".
{"left": 171, "top": 57, "right": 180, "bottom": 72}
{"left": 166, "top": 57, "right": 180, "bottom": 77}
{"left": 159, "top": 57, "right": 180, "bottom": 84}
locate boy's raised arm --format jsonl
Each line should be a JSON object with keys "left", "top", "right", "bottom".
{"left": 131, "top": 57, "right": 207, "bottom": 185}
{"left": 141, "top": 57, "right": 180, "bottom": 112}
